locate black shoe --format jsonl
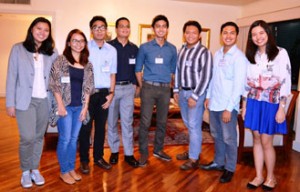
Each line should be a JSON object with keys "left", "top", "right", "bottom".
{"left": 200, "top": 161, "right": 225, "bottom": 171}
{"left": 94, "top": 158, "right": 112, "bottom": 170}
{"left": 80, "top": 162, "right": 90, "bottom": 174}
{"left": 125, "top": 155, "right": 139, "bottom": 168}
{"left": 109, "top": 152, "right": 119, "bottom": 164}
{"left": 246, "top": 177, "right": 264, "bottom": 189}
{"left": 220, "top": 170, "right": 234, "bottom": 183}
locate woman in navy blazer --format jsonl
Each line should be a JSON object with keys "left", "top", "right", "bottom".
{"left": 5, "top": 17, "right": 58, "bottom": 189}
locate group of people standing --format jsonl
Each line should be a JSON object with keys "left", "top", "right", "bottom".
{"left": 6, "top": 13, "right": 291, "bottom": 192}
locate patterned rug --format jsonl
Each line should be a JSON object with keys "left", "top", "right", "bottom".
{"left": 104, "top": 118, "right": 214, "bottom": 146}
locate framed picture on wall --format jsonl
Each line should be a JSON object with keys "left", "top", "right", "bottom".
{"left": 201, "top": 28, "right": 211, "bottom": 49}
{"left": 138, "top": 24, "right": 154, "bottom": 45}
{"left": 105, "top": 22, "right": 116, "bottom": 41}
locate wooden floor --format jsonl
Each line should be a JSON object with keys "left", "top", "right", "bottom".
{"left": 1, "top": 98, "right": 300, "bottom": 192}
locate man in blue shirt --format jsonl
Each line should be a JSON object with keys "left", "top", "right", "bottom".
{"left": 107, "top": 17, "right": 139, "bottom": 168}
{"left": 135, "top": 15, "right": 177, "bottom": 166}
{"left": 200, "top": 22, "right": 247, "bottom": 183}
{"left": 79, "top": 16, "right": 117, "bottom": 173}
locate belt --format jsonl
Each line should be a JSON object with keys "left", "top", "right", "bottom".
{"left": 94, "top": 88, "right": 109, "bottom": 93}
{"left": 116, "top": 81, "right": 131, "bottom": 85}
{"left": 181, "top": 87, "right": 195, "bottom": 90}
{"left": 144, "top": 81, "right": 170, "bottom": 87}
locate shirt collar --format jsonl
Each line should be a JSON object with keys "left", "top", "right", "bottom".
{"left": 90, "top": 39, "right": 109, "bottom": 50}
{"left": 221, "top": 44, "right": 238, "bottom": 56}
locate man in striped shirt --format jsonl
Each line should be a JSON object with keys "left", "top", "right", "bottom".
{"left": 173, "top": 20, "right": 213, "bottom": 170}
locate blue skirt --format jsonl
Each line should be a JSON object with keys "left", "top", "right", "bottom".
{"left": 244, "top": 98, "right": 287, "bottom": 135}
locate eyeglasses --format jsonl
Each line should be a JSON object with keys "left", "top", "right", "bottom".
{"left": 92, "top": 25, "right": 107, "bottom": 32}
{"left": 71, "top": 39, "right": 86, "bottom": 44}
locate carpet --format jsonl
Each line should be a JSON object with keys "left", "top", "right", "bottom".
{"left": 104, "top": 118, "right": 214, "bottom": 146}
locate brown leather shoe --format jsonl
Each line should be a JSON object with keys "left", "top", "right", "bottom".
{"left": 60, "top": 173, "right": 75, "bottom": 185}
{"left": 176, "top": 151, "right": 189, "bottom": 160}
{"left": 80, "top": 162, "right": 90, "bottom": 174}
{"left": 180, "top": 159, "right": 199, "bottom": 170}
{"left": 94, "top": 158, "right": 112, "bottom": 170}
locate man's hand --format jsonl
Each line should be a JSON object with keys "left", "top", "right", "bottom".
{"left": 204, "top": 99, "right": 209, "bottom": 109}
{"left": 188, "top": 97, "right": 197, "bottom": 108}
{"left": 173, "top": 93, "right": 179, "bottom": 104}
{"left": 222, "top": 110, "right": 231, "bottom": 123}
{"left": 102, "top": 93, "right": 114, "bottom": 109}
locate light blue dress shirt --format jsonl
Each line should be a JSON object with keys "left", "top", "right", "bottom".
{"left": 135, "top": 39, "right": 177, "bottom": 83}
{"left": 207, "top": 45, "right": 248, "bottom": 112}
{"left": 88, "top": 40, "right": 117, "bottom": 88}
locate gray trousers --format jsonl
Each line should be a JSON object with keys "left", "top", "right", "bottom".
{"left": 16, "top": 97, "right": 49, "bottom": 172}
{"left": 138, "top": 83, "right": 170, "bottom": 155}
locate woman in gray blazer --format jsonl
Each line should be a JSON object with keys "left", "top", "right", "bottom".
{"left": 5, "top": 17, "right": 58, "bottom": 189}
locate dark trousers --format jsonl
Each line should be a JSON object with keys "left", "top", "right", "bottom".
{"left": 138, "top": 83, "right": 170, "bottom": 155}
{"left": 79, "top": 91, "right": 109, "bottom": 163}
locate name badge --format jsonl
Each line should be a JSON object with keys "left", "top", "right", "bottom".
{"left": 218, "top": 58, "right": 226, "bottom": 66}
{"left": 185, "top": 60, "right": 192, "bottom": 67}
{"left": 155, "top": 57, "right": 163, "bottom": 64}
{"left": 101, "top": 61, "right": 110, "bottom": 72}
{"left": 61, "top": 76, "right": 70, "bottom": 83}
{"left": 129, "top": 58, "right": 136, "bottom": 65}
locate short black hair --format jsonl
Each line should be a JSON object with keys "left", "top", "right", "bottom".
{"left": 151, "top": 15, "right": 169, "bottom": 28}
{"left": 89, "top": 16, "right": 107, "bottom": 28}
{"left": 115, "top": 17, "right": 130, "bottom": 28}
{"left": 220, "top": 21, "right": 239, "bottom": 35}
{"left": 183, "top": 20, "right": 202, "bottom": 33}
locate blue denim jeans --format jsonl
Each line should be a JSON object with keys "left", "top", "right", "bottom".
{"left": 209, "top": 110, "right": 238, "bottom": 172}
{"left": 57, "top": 106, "right": 82, "bottom": 173}
{"left": 108, "top": 84, "right": 135, "bottom": 155}
{"left": 179, "top": 90, "right": 206, "bottom": 160}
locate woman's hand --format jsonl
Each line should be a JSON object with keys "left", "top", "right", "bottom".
{"left": 79, "top": 106, "right": 88, "bottom": 122}
{"left": 57, "top": 105, "right": 67, "bottom": 116}
{"left": 275, "top": 107, "right": 286, "bottom": 124}
{"left": 6, "top": 107, "right": 16, "bottom": 118}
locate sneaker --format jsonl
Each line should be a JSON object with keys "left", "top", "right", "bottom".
{"left": 139, "top": 154, "right": 148, "bottom": 167}
{"left": 21, "top": 171, "right": 33, "bottom": 188}
{"left": 153, "top": 150, "right": 171, "bottom": 161}
{"left": 200, "top": 161, "right": 225, "bottom": 171}
{"left": 31, "top": 170, "right": 45, "bottom": 185}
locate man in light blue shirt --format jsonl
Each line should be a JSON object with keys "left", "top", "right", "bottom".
{"left": 79, "top": 16, "right": 117, "bottom": 173}
{"left": 200, "top": 22, "right": 247, "bottom": 183}
{"left": 135, "top": 15, "right": 177, "bottom": 166}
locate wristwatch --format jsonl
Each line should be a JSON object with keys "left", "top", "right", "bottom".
{"left": 109, "top": 91, "right": 114, "bottom": 95}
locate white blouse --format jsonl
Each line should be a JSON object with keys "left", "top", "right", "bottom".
{"left": 32, "top": 53, "right": 47, "bottom": 98}
{"left": 243, "top": 47, "right": 291, "bottom": 103}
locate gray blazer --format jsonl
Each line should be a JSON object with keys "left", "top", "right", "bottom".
{"left": 6, "top": 43, "right": 58, "bottom": 110}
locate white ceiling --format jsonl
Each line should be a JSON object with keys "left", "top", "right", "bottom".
{"left": 172, "top": 0, "right": 260, "bottom": 6}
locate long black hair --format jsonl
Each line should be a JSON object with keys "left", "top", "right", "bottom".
{"left": 246, "top": 20, "right": 279, "bottom": 64}
{"left": 23, "top": 17, "right": 55, "bottom": 55}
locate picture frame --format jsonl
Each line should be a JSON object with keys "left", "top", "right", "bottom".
{"left": 105, "top": 22, "right": 116, "bottom": 41}
{"left": 201, "top": 28, "right": 211, "bottom": 49}
{"left": 138, "top": 24, "right": 154, "bottom": 45}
